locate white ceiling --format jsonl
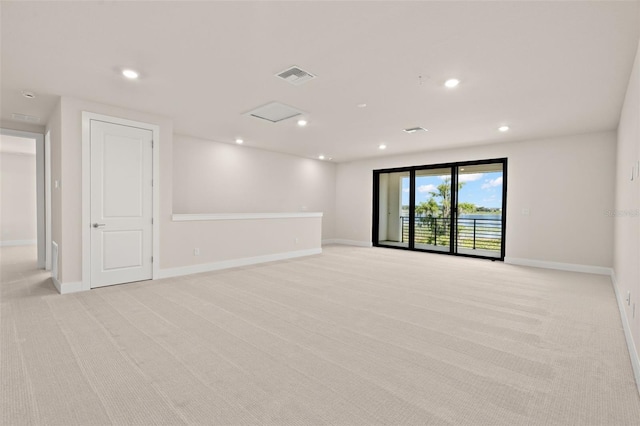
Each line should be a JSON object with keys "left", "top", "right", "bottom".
{"left": 1, "top": 1, "right": 639, "bottom": 162}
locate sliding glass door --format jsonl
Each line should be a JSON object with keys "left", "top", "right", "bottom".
{"left": 373, "top": 158, "right": 507, "bottom": 260}
{"left": 413, "top": 168, "right": 452, "bottom": 252}
{"left": 455, "top": 163, "right": 504, "bottom": 258}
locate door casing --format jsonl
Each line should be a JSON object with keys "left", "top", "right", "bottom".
{"left": 81, "top": 112, "right": 160, "bottom": 291}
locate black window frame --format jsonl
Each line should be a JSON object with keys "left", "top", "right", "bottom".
{"left": 372, "top": 157, "right": 508, "bottom": 261}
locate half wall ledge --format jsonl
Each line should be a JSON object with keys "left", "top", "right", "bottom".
{"left": 172, "top": 212, "right": 323, "bottom": 221}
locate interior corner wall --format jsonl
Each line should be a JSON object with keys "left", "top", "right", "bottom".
{"left": 614, "top": 39, "right": 640, "bottom": 372}
{"left": 335, "top": 131, "right": 616, "bottom": 268}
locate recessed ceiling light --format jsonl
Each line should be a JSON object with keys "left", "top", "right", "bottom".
{"left": 21, "top": 90, "right": 36, "bottom": 99}
{"left": 297, "top": 119, "right": 308, "bottom": 127}
{"left": 498, "top": 125, "right": 510, "bottom": 132}
{"left": 318, "top": 155, "right": 325, "bottom": 160}
{"left": 444, "top": 78, "right": 460, "bottom": 88}
{"left": 122, "top": 69, "right": 139, "bottom": 79}
{"left": 357, "top": 103, "right": 367, "bottom": 108}
{"left": 379, "top": 144, "right": 387, "bottom": 150}
{"left": 235, "top": 138, "right": 244, "bottom": 144}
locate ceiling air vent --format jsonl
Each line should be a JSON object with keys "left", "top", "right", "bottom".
{"left": 245, "top": 102, "right": 304, "bottom": 123}
{"left": 403, "top": 126, "right": 428, "bottom": 134}
{"left": 11, "top": 113, "right": 40, "bottom": 123}
{"left": 276, "top": 66, "right": 316, "bottom": 86}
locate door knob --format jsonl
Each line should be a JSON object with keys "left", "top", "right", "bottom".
{"left": 92, "top": 223, "right": 106, "bottom": 228}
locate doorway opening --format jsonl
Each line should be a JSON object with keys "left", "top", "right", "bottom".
{"left": 0, "top": 129, "right": 46, "bottom": 269}
{"left": 373, "top": 158, "right": 507, "bottom": 260}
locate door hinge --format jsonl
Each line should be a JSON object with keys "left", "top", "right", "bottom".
{"left": 151, "top": 140, "right": 154, "bottom": 149}
{"left": 151, "top": 218, "right": 154, "bottom": 225}
{"left": 151, "top": 256, "right": 154, "bottom": 263}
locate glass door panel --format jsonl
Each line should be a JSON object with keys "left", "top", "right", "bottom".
{"left": 413, "top": 168, "right": 452, "bottom": 252}
{"left": 376, "top": 171, "right": 410, "bottom": 248}
{"left": 455, "top": 163, "right": 504, "bottom": 258}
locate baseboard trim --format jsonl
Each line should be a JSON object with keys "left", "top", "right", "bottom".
{"left": 157, "top": 248, "right": 322, "bottom": 279}
{"left": 610, "top": 271, "right": 640, "bottom": 397}
{"left": 322, "top": 239, "right": 338, "bottom": 245}
{"left": 504, "top": 257, "right": 612, "bottom": 276}
{"left": 52, "top": 277, "right": 83, "bottom": 295}
{"left": 323, "top": 239, "right": 372, "bottom": 248}
{"left": 0, "top": 239, "right": 37, "bottom": 247}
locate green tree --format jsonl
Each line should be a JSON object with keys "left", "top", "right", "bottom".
{"left": 429, "top": 178, "right": 465, "bottom": 218}
{"left": 457, "top": 202, "right": 477, "bottom": 214}
{"left": 415, "top": 199, "right": 439, "bottom": 218}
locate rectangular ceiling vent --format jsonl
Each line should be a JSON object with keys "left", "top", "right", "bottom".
{"left": 245, "top": 101, "right": 304, "bottom": 123}
{"left": 276, "top": 66, "right": 316, "bottom": 86}
{"left": 403, "top": 126, "right": 428, "bottom": 134}
{"left": 11, "top": 113, "right": 40, "bottom": 123}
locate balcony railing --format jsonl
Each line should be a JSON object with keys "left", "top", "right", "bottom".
{"left": 401, "top": 216, "right": 502, "bottom": 251}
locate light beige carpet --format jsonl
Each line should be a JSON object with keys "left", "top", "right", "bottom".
{"left": 1, "top": 244, "right": 639, "bottom": 425}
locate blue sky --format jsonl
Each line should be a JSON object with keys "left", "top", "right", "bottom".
{"left": 401, "top": 171, "right": 503, "bottom": 208}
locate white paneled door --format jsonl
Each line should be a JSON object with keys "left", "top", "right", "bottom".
{"left": 90, "top": 120, "right": 153, "bottom": 288}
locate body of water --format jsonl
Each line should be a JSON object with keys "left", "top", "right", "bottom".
{"left": 458, "top": 214, "right": 502, "bottom": 229}
{"left": 459, "top": 214, "right": 501, "bottom": 221}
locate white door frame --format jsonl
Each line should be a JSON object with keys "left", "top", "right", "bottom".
{"left": 81, "top": 112, "right": 160, "bottom": 291}
{"left": 0, "top": 128, "right": 46, "bottom": 269}
{"left": 45, "top": 131, "right": 52, "bottom": 271}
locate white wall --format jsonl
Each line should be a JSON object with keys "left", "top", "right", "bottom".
{"left": 172, "top": 134, "right": 336, "bottom": 238}
{"left": 46, "top": 102, "right": 63, "bottom": 280}
{"left": 45, "top": 93, "right": 619, "bottom": 292}
{"left": 47, "top": 96, "right": 173, "bottom": 284}
{"left": 47, "top": 96, "right": 331, "bottom": 287}
{"left": 0, "top": 151, "right": 37, "bottom": 244}
{"left": 336, "top": 131, "right": 616, "bottom": 268}
{"left": 162, "top": 134, "right": 335, "bottom": 270}
{"left": 162, "top": 215, "right": 322, "bottom": 270}
{"left": 614, "top": 39, "right": 640, "bottom": 380}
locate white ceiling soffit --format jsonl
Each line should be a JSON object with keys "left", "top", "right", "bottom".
{"left": 245, "top": 102, "right": 304, "bottom": 123}
{"left": 275, "top": 66, "right": 316, "bottom": 86}
{"left": 0, "top": 134, "right": 36, "bottom": 155}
